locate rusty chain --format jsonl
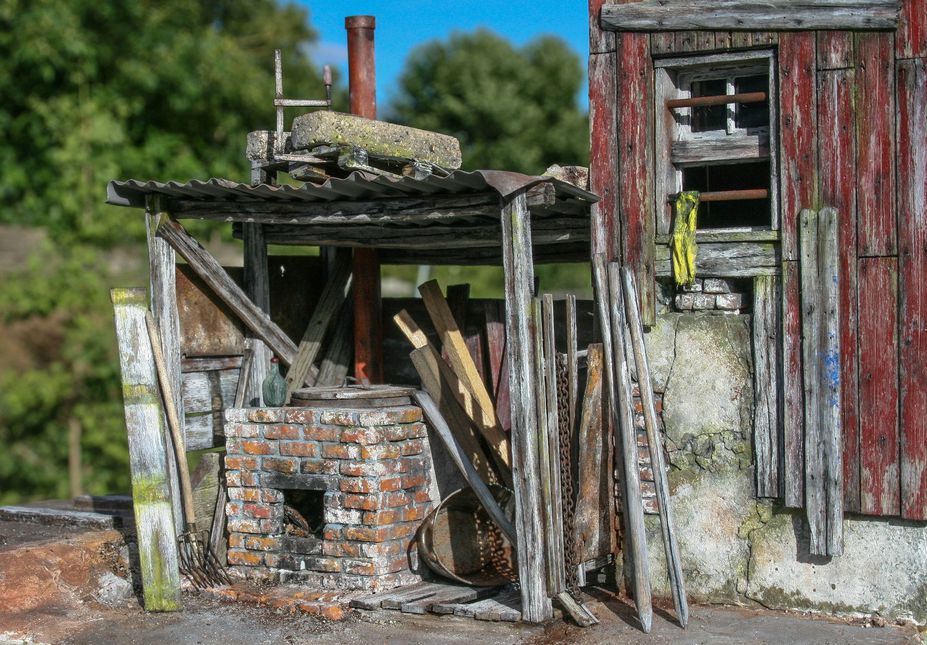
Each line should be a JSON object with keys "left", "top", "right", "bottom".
{"left": 556, "top": 354, "right": 580, "bottom": 593}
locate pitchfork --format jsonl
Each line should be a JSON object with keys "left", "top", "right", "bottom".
{"left": 146, "top": 311, "right": 232, "bottom": 589}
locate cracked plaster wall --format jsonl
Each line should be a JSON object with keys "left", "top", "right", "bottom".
{"left": 631, "top": 312, "right": 927, "bottom": 625}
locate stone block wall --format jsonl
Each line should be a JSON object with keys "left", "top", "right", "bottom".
{"left": 223, "top": 406, "right": 432, "bottom": 591}
{"left": 673, "top": 278, "right": 748, "bottom": 313}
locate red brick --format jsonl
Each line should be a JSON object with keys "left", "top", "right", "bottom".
{"left": 227, "top": 534, "right": 245, "bottom": 548}
{"left": 381, "top": 491, "right": 411, "bottom": 508}
{"left": 321, "top": 541, "right": 346, "bottom": 557}
{"left": 322, "top": 443, "right": 359, "bottom": 459}
{"left": 378, "top": 477, "right": 403, "bottom": 492}
{"left": 228, "top": 488, "right": 261, "bottom": 502}
{"left": 341, "top": 428, "right": 383, "bottom": 445}
{"left": 400, "top": 473, "right": 426, "bottom": 489}
{"left": 240, "top": 472, "right": 259, "bottom": 486}
{"left": 344, "top": 526, "right": 389, "bottom": 542}
{"left": 259, "top": 519, "right": 279, "bottom": 533}
{"left": 359, "top": 541, "right": 403, "bottom": 557}
{"left": 280, "top": 441, "right": 320, "bottom": 457}
{"left": 302, "top": 459, "right": 339, "bottom": 475}
{"left": 399, "top": 456, "right": 426, "bottom": 474}
{"left": 262, "top": 488, "right": 284, "bottom": 503}
{"left": 382, "top": 556, "right": 410, "bottom": 574}
{"left": 242, "top": 503, "right": 277, "bottom": 519}
{"left": 249, "top": 409, "right": 284, "bottom": 423}
{"left": 303, "top": 425, "right": 341, "bottom": 441}
{"left": 227, "top": 518, "right": 262, "bottom": 534}
{"left": 401, "top": 506, "right": 427, "bottom": 522}
{"left": 264, "top": 424, "right": 302, "bottom": 440}
{"left": 226, "top": 472, "right": 242, "bottom": 487}
{"left": 343, "top": 494, "right": 379, "bottom": 511}
{"left": 285, "top": 408, "right": 320, "bottom": 424}
{"left": 226, "top": 501, "right": 244, "bottom": 516}
{"left": 263, "top": 457, "right": 298, "bottom": 473}
{"left": 227, "top": 549, "right": 263, "bottom": 566}
{"left": 363, "top": 509, "right": 400, "bottom": 526}
{"left": 244, "top": 535, "right": 280, "bottom": 551}
{"left": 412, "top": 490, "right": 431, "bottom": 504}
{"left": 225, "top": 440, "right": 242, "bottom": 455}
{"left": 322, "top": 525, "right": 343, "bottom": 541}
{"left": 306, "top": 557, "right": 341, "bottom": 573}
{"left": 339, "top": 461, "right": 384, "bottom": 477}
{"left": 385, "top": 523, "right": 417, "bottom": 540}
{"left": 399, "top": 439, "right": 425, "bottom": 456}
{"left": 227, "top": 423, "right": 262, "bottom": 438}
{"left": 339, "top": 477, "right": 377, "bottom": 493}
{"left": 342, "top": 559, "right": 376, "bottom": 575}
{"left": 241, "top": 440, "right": 273, "bottom": 455}
{"left": 360, "top": 444, "right": 401, "bottom": 460}
{"left": 226, "top": 456, "right": 259, "bottom": 470}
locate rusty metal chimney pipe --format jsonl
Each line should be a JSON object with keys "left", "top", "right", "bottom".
{"left": 345, "top": 15, "right": 383, "bottom": 384}
{"left": 346, "top": 15, "right": 377, "bottom": 119}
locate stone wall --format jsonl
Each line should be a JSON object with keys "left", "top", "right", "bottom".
{"left": 633, "top": 312, "right": 927, "bottom": 625}
{"left": 223, "top": 406, "right": 432, "bottom": 591}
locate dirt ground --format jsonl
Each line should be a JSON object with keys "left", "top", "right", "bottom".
{"left": 0, "top": 521, "right": 921, "bottom": 645}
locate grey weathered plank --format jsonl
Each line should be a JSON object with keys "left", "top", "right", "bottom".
{"left": 799, "top": 210, "right": 826, "bottom": 555}
{"left": 413, "top": 391, "right": 515, "bottom": 544}
{"left": 539, "top": 295, "right": 565, "bottom": 595}
{"left": 284, "top": 250, "right": 352, "bottom": 399}
{"left": 671, "top": 136, "right": 770, "bottom": 167}
{"left": 145, "top": 200, "right": 184, "bottom": 535}
{"left": 753, "top": 275, "right": 782, "bottom": 499}
{"left": 654, "top": 242, "right": 780, "bottom": 278}
{"left": 181, "top": 368, "right": 239, "bottom": 449}
{"left": 622, "top": 267, "right": 688, "bottom": 628}
{"left": 0, "top": 506, "right": 123, "bottom": 529}
{"left": 111, "top": 288, "right": 182, "bottom": 611}
{"left": 180, "top": 356, "right": 242, "bottom": 373}
{"left": 817, "top": 207, "right": 843, "bottom": 555}
{"left": 350, "top": 582, "right": 435, "bottom": 610}
{"left": 157, "top": 217, "right": 298, "bottom": 366}
{"left": 500, "top": 191, "right": 552, "bottom": 623}
{"left": 471, "top": 590, "right": 522, "bottom": 622}
{"left": 400, "top": 583, "right": 496, "bottom": 614}
{"left": 601, "top": 0, "right": 900, "bottom": 31}
{"left": 316, "top": 298, "right": 353, "bottom": 387}
{"left": 243, "top": 222, "right": 271, "bottom": 407}
{"left": 592, "top": 255, "right": 651, "bottom": 633}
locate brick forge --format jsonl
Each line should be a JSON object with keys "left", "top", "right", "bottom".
{"left": 223, "top": 405, "right": 433, "bottom": 592}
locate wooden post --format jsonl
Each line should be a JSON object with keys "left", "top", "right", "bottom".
{"left": 145, "top": 196, "right": 184, "bottom": 535}
{"left": 243, "top": 222, "right": 270, "bottom": 406}
{"left": 541, "top": 294, "right": 566, "bottom": 595}
{"left": 111, "top": 287, "right": 182, "bottom": 612}
{"left": 500, "top": 191, "right": 552, "bottom": 623}
{"left": 753, "top": 275, "right": 781, "bottom": 499}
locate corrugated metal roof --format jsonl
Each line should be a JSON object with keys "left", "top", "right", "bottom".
{"left": 105, "top": 169, "right": 598, "bottom": 211}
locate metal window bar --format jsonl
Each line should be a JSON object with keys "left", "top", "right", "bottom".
{"left": 666, "top": 91, "right": 767, "bottom": 110}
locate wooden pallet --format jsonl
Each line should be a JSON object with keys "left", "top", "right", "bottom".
{"left": 350, "top": 582, "right": 519, "bottom": 622}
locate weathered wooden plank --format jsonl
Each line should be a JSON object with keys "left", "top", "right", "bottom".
{"left": 855, "top": 32, "right": 896, "bottom": 257}
{"left": 589, "top": 50, "right": 620, "bottom": 261}
{"left": 420, "top": 280, "right": 510, "bottom": 470}
{"left": 818, "top": 68, "right": 860, "bottom": 514}
{"left": 601, "top": 1, "right": 900, "bottom": 31}
{"left": 180, "top": 356, "right": 242, "bottom": 373}
{"left": 602, "top": 260, "right": 652, "bottom": 633}
{"left": 781, "top": 260, "right": 805, "bottom": 507}
{"left": 655, "top": 242, "right": 780, "bottom": 277}
{"left": 897, "top": 58, "right": 927, "bottom": 520}
{"left": 589, "top": 0, "right": 616, "bottom": 54}
{"left": 181, "top": 368, "right": 239, "bottom": 449}
{"left": 817, "top": 207, "right": 844, "bottom": 555}
{"left": 858, "top": 257, "right": 900, "bottom": 516}
{"left": 799, "top": 210, "right": 826, "bottom": 552}
{"left": 622, "top": 267, "right": 688, "bottom": 628}
{"left": 671, "top": 136, "right": 770, "bottom": 167}
{"left": 573, "top": 344, "right": 615, "bottom": 563}
{"left": 500, "top": 191, "right": 552, "bottom": 623}
{"left": 541, "top": 295, "right": 566, "bottom": 595}
{"left": 816, "top": 31, "right": 854, "bottom": 70}
{"left": 565, "top": 295, "right": 579, "bottom": 435}
{"left": 675, "top": 31, "right": 698, "bottom": 52}
{"left": 654, "top": 67, "right": 676, "bottom": 237}
{"left": 753, "top": 275, "right": 782, "bottom": 499}
{"left": 157, "top": 217, "right": 298, "bottom": 366}
{"left": 896, "top": 0, "right": 927, "bottom": 58}
{"left": 242, "top": 223, "right": 271, "bottom": 407}
{"left": 284, "top": 251, "right": 352, "bottom": 399}
{"left": 617, "top": 33, "right": 655, "bottom": 325}
{"left": 779, "top": 33, "right": 818, "bottom": 262}
{"left": 316, "top": 299, "right": 353, "bottom": 387}
{"left": 145, "top": 202, "right": 184, "bottom": 535}
{"left": 650, "top": 32, "right": 676, "bottom": 55}
{"left": 484, "top": 301, "right": 511, "bottom": 433}
{"left": 471, "top": 590, "right": 522, "bottom": 622}
{"left": 400, "top": 583, "right": 497, "bottom": 614}
{"left": 111, "top": 288, "right": 182, "bottom": 611}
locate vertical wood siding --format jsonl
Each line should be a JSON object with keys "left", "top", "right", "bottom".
{"left": 858, "top": 257, "right": 901, "bottom": 516}
{"left": 817, "top": 32, "right": 854, "bottom": 70}
{"left": 896, "top": 0, "right": 927, "bottom": 59}
{"left": 897, "top": 58, "right": 927, "bottom": 521}
{"left": 616, "top": 33, "right": 656, "bottom": 325}
{"left": 818, "top": 68, "right": 860, "bottom": 514}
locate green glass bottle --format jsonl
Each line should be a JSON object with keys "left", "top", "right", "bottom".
{"left": 262, "top": 356, "right": 287, "bottom": 407}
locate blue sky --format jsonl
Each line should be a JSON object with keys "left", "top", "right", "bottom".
{"left": 300, "top": 2, "right": 590, "bottom": 111}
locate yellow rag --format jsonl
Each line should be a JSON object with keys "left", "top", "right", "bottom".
{"left": 672, "top": 191, "right": 699, "bottom": 286}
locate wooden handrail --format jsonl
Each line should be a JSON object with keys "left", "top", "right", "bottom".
{"left": 667, "top": 91, "right": 767, "bottom": 110}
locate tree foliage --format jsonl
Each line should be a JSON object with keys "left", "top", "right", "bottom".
{"left": 390, "top": 29, "right": 588, "bottom": 174}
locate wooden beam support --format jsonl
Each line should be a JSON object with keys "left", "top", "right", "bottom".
{"left": 752, "top": 275, "right": 782, "bottom": 499}
{"left": 601, "top": 0, "right": 900, "bottom": 32}
{"left": 353, "top": 248, "right": 382, "bottom": 384}
{"left": 500, "top": 191, "right": 552, "bottom": 623}
{"left": 111, "top": 287, "right": 182, "bottom": 612}
{"left": 243, "top": 222, "right": 271, "bottom": 407}
{"left": 156, "top": 216, "right": 298, "bottom": 366}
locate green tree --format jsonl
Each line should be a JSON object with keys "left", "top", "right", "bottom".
{"left": 0, "top": 0, "right": 330, "bottom": 502}
{"left": 390, "top": 29, "right": 588, "bottom": 174}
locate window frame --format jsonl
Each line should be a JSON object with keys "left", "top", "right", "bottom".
{"left": 654, "top": 50, "right": 779, "bottom": 237}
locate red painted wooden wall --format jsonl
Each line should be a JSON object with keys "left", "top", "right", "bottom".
{"left": 588, "top": 0, "right": 927, "bottom": 519}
